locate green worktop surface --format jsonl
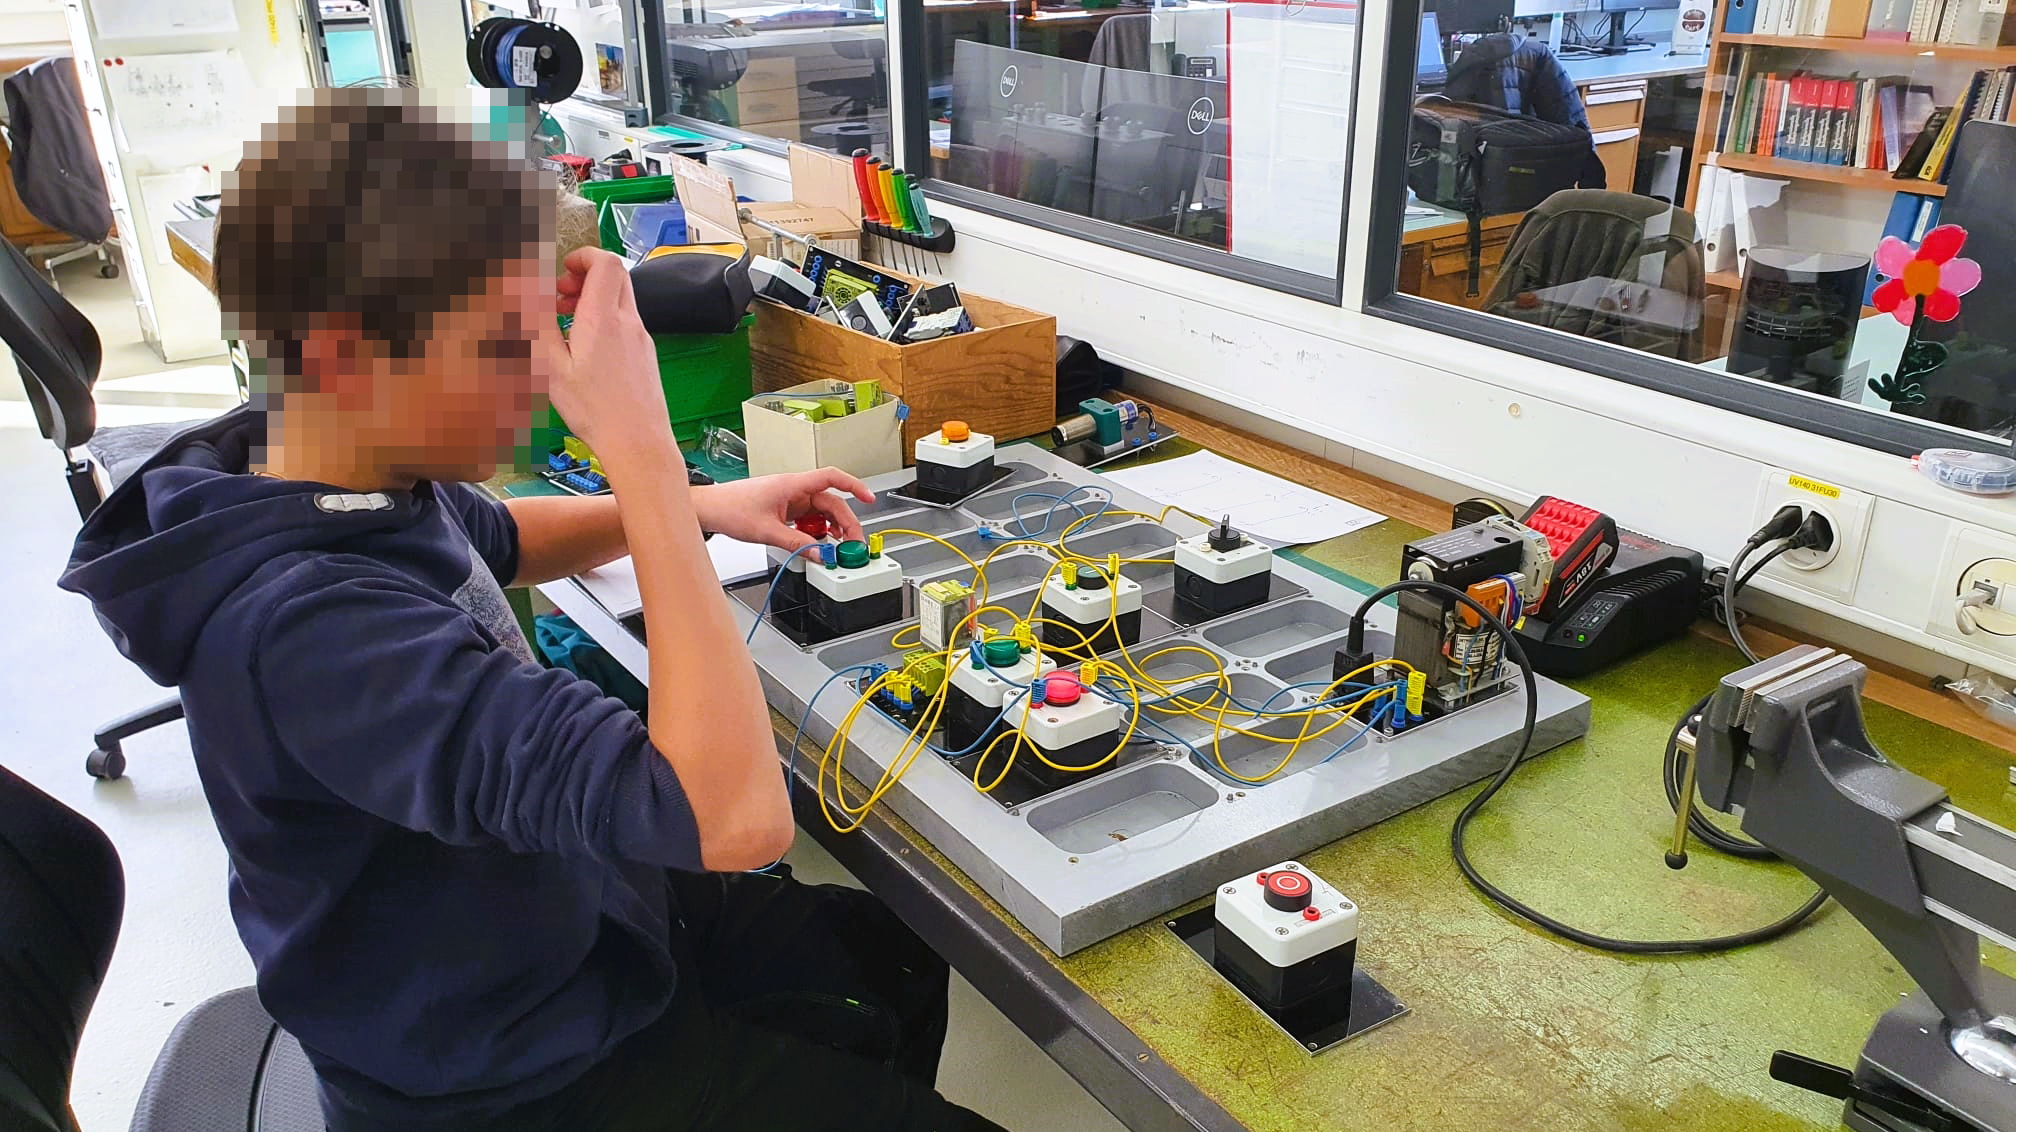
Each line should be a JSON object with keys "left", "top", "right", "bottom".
{"left": 871, "top": 515, "right": 2015, "bottom": 1132}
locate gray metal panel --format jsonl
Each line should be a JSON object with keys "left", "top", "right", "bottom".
{"left": 749, "top": 444, "right": 1592, "bottom": 955}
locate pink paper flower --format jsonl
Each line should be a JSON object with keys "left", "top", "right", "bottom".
{"left": 1870, "top": 224, "right": 1981, "bottom": 326}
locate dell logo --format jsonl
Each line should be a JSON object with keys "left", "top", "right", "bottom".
{"left": 1000, "top": 66, "right": 1019, "bottom": 98}
{"left": 1186, "top": 97, "right": 1213, "bottom": 135}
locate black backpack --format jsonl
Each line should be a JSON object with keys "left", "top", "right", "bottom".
{"left": 1407, "top": 96, "right": 1594, "bottom": 294}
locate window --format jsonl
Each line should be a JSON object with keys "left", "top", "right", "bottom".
{"left": 1365, "top": 0, "right": 2016, "bottom": 453}
{"left": 655, "top": 0, "right": 892, "bottom": 154}
{"left": 918, "top": 0, "right": 1360, "bottom": 293}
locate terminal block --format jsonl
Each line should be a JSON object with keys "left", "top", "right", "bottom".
{"left": 1001, "top": 672, "right": 1124, "bottom": 790}
{"left": 1039, "top": 563, "right": 1143, "bottom": 655}
{"left": 945, "top": 638, "right": 1056, "bottom": 755}
{"left": 806, "top": 538, "right": 902, "bottom": 643}
{"left": 1173, "top": 516, "right": 1273, "bottom": 617}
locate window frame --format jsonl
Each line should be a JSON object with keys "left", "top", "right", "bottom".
{"left": 1358, "top": 0, "right": 2014, "bottom": 460}
{"left": 901, "top": 0, "right": 1364, "bottom": 304}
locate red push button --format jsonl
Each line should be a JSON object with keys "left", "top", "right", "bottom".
{"left": 1044, "top": 674, "right": 1082, "bottom": 707}
{"left": 794, "top": 514, "right": 830, "bottom": 539}
{"left": 1263, "top": 869, "right": 1313, "bottom": 912}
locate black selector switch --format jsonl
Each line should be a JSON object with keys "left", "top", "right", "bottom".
{"left": 1208, "top": 514, "right": 1245, "bottom": 553}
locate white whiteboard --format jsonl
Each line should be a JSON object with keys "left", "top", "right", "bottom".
{"left": 103, "top": 51, "right": 257, "bottom": 166}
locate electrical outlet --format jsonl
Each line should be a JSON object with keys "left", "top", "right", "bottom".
{"left": 1925, "top": 523, "right": 2017, "bottom": 655}
{"left": 1751, "top": 468, "right": 1874, "bottom": 602}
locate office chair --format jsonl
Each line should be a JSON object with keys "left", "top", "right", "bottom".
{"left": 810, "top": 37, "right": 887, "bottom": 121}
{"left": 1482, "top": 188, "right": 1705, "bottom": 361}
{"left": 0, "top": 763, "right": 322, "bottom": 1132}
{"left": 0, "top": 234, "right": 196, "bottom": 780}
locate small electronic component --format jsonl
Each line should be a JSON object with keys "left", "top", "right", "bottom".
{"left": 1172, "top": 516, "right": 1273, "bottom": 617}
{"left": 1212, "top": 862, "right": 1360, "bottom": 1015}
{"left": 918, "top": 578, "right": 975, "bottom": 651}
{"left": 840, "top": 292, "right": 896, "bottom": 338}
{"left": 542, "top": 439, "right": 610, "bottom": 495}
{"left": 749, "top": 254, "right": 817, "bottom": 312}
{"left": 1039, "top": 563, "right": 1143, "bottom": 655}
{"left": 913, "top": 421, "right": 997, "bottom": 504}
{"left": 944, "top": 638, "right": 1056, "bottom": 754}
{"left": 1000, "top": 672, "right": 1125, "bottom": 789}
{"left": 1049, "top": 397, "right": 1175, "bottom": 468}
{"left": 1393, "top": 521, "right": 1537, "bottom": 715}
{"left": 805, "top": 538, "right": 902, "bottom": 643}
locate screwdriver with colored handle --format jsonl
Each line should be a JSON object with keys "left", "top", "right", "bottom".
{"left": 906, "top": 173, "right": 939, "bottom": 274}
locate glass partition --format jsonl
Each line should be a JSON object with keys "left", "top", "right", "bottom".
{"left": 657, "top": 0, "right": 892, "bottom": 153}
{"left": 1366, "top": 0, "right": 2015, "bottom": 452}
{"left": 921, "top": 0, "right": 1359, "bottom": 290}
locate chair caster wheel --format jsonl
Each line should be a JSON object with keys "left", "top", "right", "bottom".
{"left": 87, "top": 747, "right": 126, "bottom": 780}
{"left": 100, "top": 262, "right": 120, "bottom": 279}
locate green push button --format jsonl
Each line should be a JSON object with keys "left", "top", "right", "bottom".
{"left": 836, "top": 540, "right": 870, "bottom": 569}
{"left": 983, "top": 639, "right": 1021, "bottom": 667}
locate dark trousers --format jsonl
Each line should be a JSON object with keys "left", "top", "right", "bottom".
{"left": 504, "top": 865, "right": 1008, "bottom": 1132}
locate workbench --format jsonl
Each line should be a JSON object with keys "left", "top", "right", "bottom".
{"left": 537, "top": 398, "right": 2015, "bottom": 1132}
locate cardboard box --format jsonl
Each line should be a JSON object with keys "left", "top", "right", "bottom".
{"left": 737, "top": 54, "right": 799, "bottom": 93}
{"left": 670, "top": 157, "right": 862, "bottom": 260}
{"left": 733, "top": 88, "right": 800, "bottom": 127}
{"left": 751, "top": 285, "right": 1057, "bottom": 455}
{"left": 743, "top": 379, "right": 905, "bottom": 479}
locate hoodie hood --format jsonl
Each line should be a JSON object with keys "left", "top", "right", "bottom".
{"left": 60, "top": 405, "right": 432, "bottom": 684}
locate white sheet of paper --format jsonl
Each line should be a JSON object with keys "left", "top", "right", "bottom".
{"left": 88, "top": 0, "right": 238, "bottom": 40}
{"left": 576, "top": 538, "right": 772, "bottom": 618}
{"left": 104, "top": 52, "right": 258, "bottom": 168}
{"left": 1097, "top": 450, "right": 1386, "bottom": 546}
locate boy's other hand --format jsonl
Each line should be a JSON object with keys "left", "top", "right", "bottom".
{"left": 693, "top": 469, "right": 876, "bottom": 557}
{"left": 544, "top": 248, "right": 674, "bottom": 462}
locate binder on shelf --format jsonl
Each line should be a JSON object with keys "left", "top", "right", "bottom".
{"left": 1917, "top": 96, "right": 1967, "bottom": 179}
{"left": 1893, "top": 105, "right": 1951, "bottom": 175}
{"left": 1700, "top": 166, "right": 1739, "bottom": 274}
{"left": 1726, "top": 0, "right": 1759, "bottom": 32}
{"left": 1824, "top": 0, "right": 1873, "bottom": 33}
{"left": 1731, "top": 173, "right": 1790, "bottom": 273}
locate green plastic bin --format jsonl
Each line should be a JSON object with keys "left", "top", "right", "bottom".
{"left": 535, "top": 314, "right": 754, "bottom": 460}
{"left": 577, "top": 175, "right": 678, "bottom": 254}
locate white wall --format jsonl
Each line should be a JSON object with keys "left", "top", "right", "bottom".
{"left": 0, "top": 0, "right": 65, "bottom": 52}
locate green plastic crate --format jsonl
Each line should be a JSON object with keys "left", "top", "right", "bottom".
{"left": 535, "top": 314, "right": 754, "bottom": 460}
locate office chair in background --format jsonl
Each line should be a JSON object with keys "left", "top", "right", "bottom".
{"left": 0, "top": 763, "right": 322, "bottom": 1132}
{"left": 0, "top": 235, "right": 197, "bottom": 779}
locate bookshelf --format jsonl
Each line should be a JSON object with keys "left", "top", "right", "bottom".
{"left": 1720, "top": 32, "right": 2015, "bottom": 62}
{"left": 1686, "top": 18, "right": 2010, "bottom": 293}
{"left": 1716, "top": 150, "right": 1952, "bottom": 191}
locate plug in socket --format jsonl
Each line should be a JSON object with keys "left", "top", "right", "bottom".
{"left": 1752, "top": 469, "right": 1872, "bottom": 601}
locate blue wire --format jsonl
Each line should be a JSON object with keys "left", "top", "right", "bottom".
{"left": 1317, "top": 716, "right": 1381, "bottom": 765}
{"left": 745, "top": 542, "right": 823, "bottom": 643}
{"left": 753, "top": 662, "right": 878, "bottom": 874}
{"left": 981, "top": 486, "right": 1112, "bottom": 540}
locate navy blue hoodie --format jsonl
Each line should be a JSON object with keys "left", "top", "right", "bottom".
{"left": 60, "top": 406, "right": 701, "bottom": 1127}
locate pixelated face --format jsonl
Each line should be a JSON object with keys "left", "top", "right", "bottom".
{"left": 382, "top": 256, "right": 553, "bottom": 482}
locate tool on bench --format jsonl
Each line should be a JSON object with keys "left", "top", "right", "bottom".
{"left": 849, "top": 148, "right": 955, "bottom": 275}
{"left": 1673, "top": 647, "right": 2015, "bottom": 1132}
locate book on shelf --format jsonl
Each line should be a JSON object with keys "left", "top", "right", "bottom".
{"left": 1908, "top": 0, "right": 1946, "bottom": 40}
{"left": 1866, "top": 0, "right": 1915, "bottom": 38}
{"left": 1934, "top": 0, "right": 2013, "bottom": 43}
{"left": 1823, "top": 0, "right": 1875, "bottom": 34}
{"left": 1895, "top": 105, "right": 1953, "bottom": 175}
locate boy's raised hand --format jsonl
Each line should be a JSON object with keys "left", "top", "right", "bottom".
{"left": 693, "top": 469, "right": 876, "bottom": 557}
{"left": 544, "top": 248, "right": 674, "bottom": 462}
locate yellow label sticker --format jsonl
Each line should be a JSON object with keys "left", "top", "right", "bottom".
{"left": 1787, "top": 474, "right": 1842, "bottom": 500}
{"left": 266, "top": 0, "right": 279, "bottom": 44}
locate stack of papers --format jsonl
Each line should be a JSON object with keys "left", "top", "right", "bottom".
{"left": 1097, "top": 450, "right": 1385, "bottom": 546}
{"left": 576, "top": 537, "right": 771, "bottom": 618}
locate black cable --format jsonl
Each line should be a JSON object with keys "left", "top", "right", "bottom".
{"left": 1351, "top": 579, "right": 1830, "bottom": 955}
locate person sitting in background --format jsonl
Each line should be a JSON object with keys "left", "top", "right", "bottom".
{"left": 1444, "top": 32, "right": 1607, "bottom": 189}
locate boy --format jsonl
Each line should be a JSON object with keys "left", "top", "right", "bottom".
{"left": 62, "top": 89, "right": 1006, "bottom": 1132}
